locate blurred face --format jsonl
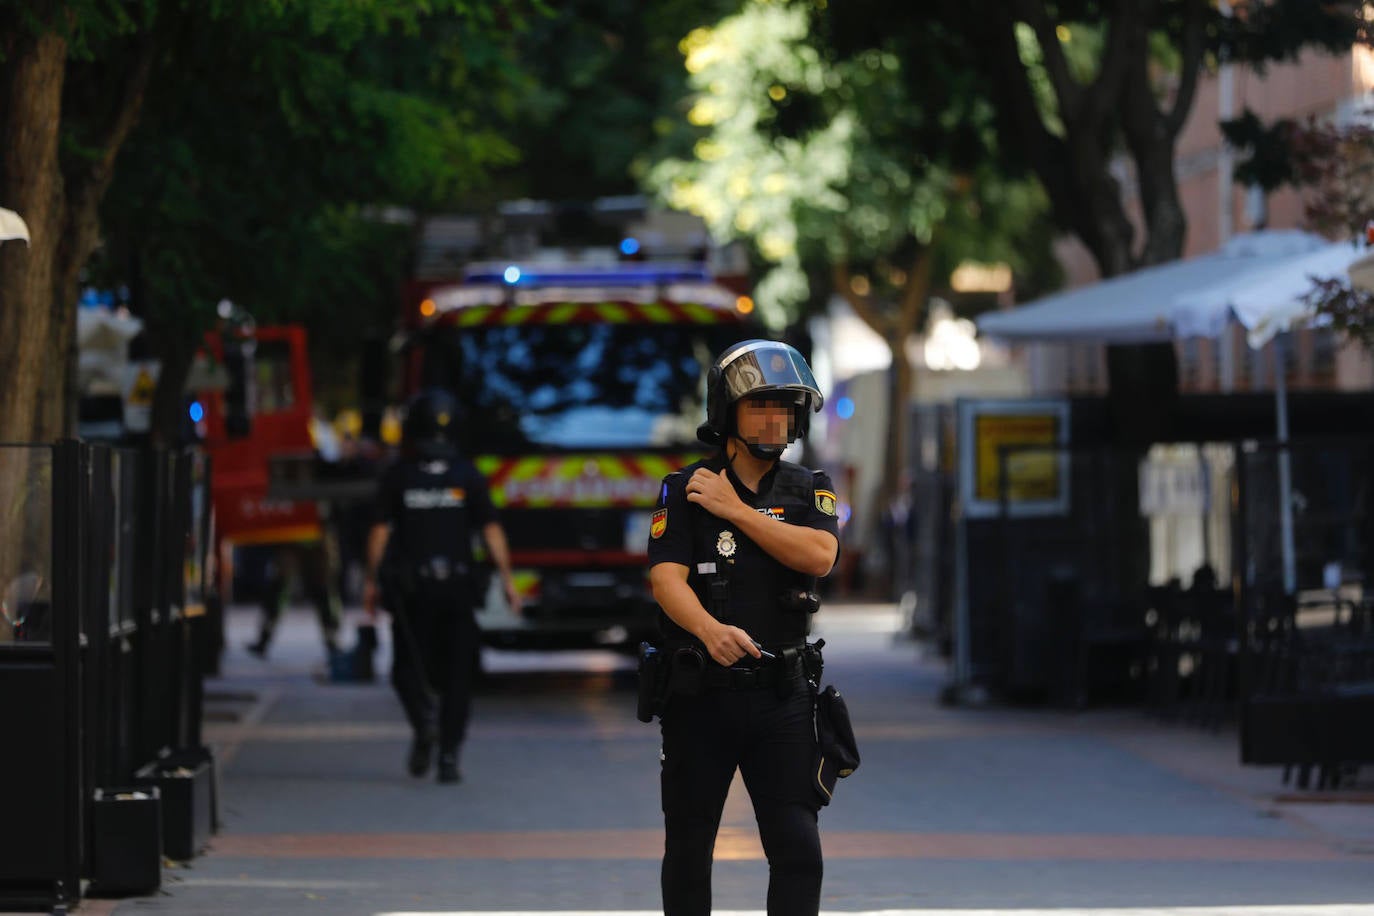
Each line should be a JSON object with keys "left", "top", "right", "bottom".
{"left": 734, "top": 394, "right": 796, "bottom": 450}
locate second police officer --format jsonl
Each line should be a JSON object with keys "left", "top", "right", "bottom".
{"left": 647, "top": 339, "right": 840, "bottom": 916}
{"left": 363, "top": 388, "right": 522, "bottom": 784}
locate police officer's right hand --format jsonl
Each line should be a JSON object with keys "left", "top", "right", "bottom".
{"left": 700, "top": 622, "right": 762, "bottom": 667}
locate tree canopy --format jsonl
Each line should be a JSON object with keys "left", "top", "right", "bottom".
{"left": 818, "top": 0, "right": 1368, "bottom": 278}
{"left": 645, "top": 0, "right": 1057, "bottom": 502}
{"left": 0, "top": 0, "right": 536, "bottom": 443}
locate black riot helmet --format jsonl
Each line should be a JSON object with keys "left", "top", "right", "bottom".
{"left": 402, "top": 388, "right": 460, "bottom": 458}
{"left": 698, "top": 339, "right": 824, "bottom": 458}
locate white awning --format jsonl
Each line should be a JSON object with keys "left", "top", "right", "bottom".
{"left": 1172, "top": 239, "right": 1367, "bottom": 347}
{"left": 976, "top": 230, "right": 1330, "bottom": 344}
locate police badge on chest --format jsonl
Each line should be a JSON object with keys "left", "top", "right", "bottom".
{"left": 716, "top": 530, "right": 737, "bottom": 558}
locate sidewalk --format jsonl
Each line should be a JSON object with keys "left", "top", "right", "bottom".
{"left": 69, "top": 602, "right": 1374, "bottom": 914}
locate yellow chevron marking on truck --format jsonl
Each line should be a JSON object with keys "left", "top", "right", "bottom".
{"left": 475, "top": 453, "right": 698, "bottom": 509}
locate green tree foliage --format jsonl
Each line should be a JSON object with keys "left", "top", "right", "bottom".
{"left": 0, "top": 0, "right": 533, "bottom": 443}
{"left": 1225, "top": 116, "right": 1374, "bottom": 353}
{"left": 822, "top": 0, "right": 1367, "bottom": 278}
{"left": 646, "top": 0, "right": 1056, "bottom": 501}
{"left": 90, "top": 2, "right": 530, "bottom": 435}
{"left": 493, "top": 0, "right": 742, "bottom": 203}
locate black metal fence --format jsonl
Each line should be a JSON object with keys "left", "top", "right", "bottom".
{"left": 1235, "top": 439, "right": 1374, "bottom": 787}
{"left": 0, "top": 441, "right": 216, "bottom": 912}
{"left": 965, "top": 435, "right": 1373, "bottom": 784}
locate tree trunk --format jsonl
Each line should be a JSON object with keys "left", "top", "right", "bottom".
{"left": 1065, "top": 134, "right": 1138, "bottom": 278}
{"left": 882, "top": 336, "right": 914, "bottom": 505}
{"left": 0, "top": 29, "right": 66, "bottom": 609}
{"left": 0, "top": 31, "right": 67, "bottom": 446}
{"left": 833, "top": 245, "right": 934, "bottom": 596}
{"left": 970, "top": 2, "right": 1191, "bottom": 279}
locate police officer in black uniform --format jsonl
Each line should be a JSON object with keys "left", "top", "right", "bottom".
{"left": 362, "top": 389, "right": 521, "bottom": 784}
{"left": 647, "top": 339, "right": 840, "bottom": 916}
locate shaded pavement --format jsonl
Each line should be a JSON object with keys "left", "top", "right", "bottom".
{"left": 67, "top": 603, "right": 1374, "bottom": 915}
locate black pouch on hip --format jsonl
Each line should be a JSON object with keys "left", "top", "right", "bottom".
{"left": 636, "top": 642, "right": 665, "bottom": 723}
{"left": 812, "top": 684, "right": 860, "bottom": 806}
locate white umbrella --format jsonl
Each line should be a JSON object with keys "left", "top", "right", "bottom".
{"left": 0, "top": 207, "right": 30, "bottom": 245}
{"left": 1173, "top": 239, "right": 1366, "bottom": 347}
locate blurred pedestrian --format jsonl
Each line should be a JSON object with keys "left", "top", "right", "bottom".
{"left": 246, "top": 539, "right": 341, "bottom": 659}
{"left": 363, "top": 388, "right": 520, "bottom": 784}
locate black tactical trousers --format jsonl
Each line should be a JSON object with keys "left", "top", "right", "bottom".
{"left": 390, "top": 595, "right": 479, "bottom": 757}
{"left": 254, "top": 540, "right": 341, "bottom": 649}
{"left": 660, "top": 671, "right": 822, "bottom": 916}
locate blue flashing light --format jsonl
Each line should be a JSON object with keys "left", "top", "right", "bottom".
{"left": 464, "top": 263, "right": 711, "bottom": 287}
{"left": 188, "top": 400, "right": 205, "bottom": 423}
{"left": 835, "top": 397, "right": 855, "bottom": 420}
{"left": 619, "top": 237, "right": 641, "bottom": 256}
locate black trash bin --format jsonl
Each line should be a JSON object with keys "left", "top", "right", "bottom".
{"left": 134, "top": 752, "right": 212, "bottom": 862}
{"left": 89, "top": 787, "right": 162, "bottom": 896}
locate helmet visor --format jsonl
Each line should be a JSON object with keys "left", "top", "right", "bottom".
{"left": 720, "top": 341, "right": 823, "bottom": 412}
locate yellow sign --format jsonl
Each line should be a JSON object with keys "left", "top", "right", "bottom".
{"left": 129, "top": 367, "right": 157, "bottom": 406}
{"left": 974, "top": 414, "right": 1060, "bottom": 503}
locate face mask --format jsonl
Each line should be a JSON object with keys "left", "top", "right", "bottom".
{"left": 744, "top": 441, "right": 785, "bottom": 460}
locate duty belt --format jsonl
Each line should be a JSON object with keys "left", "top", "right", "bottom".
{"left": 701, "top": 664, "right": 788, "bottom": 690}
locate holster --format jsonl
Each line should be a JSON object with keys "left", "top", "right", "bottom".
{"left": 667, "top": 646, "right": 706, "bottom": 696}
{"left": 775, "top": 647, "right": 802, "bottom": 699}
{"left": 636, "top": 642, "right": 667, "bottom": 723}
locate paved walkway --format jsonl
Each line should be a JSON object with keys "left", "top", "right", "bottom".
{"left": 60, "top": 603, "right": 1374, "bottom": 914}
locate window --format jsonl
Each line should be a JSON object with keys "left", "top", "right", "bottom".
{"left": 253, "top": 341, "right": 296, "bottom": 414}
{"left": 422, "top": 322, "right": 744, "bottom": 452}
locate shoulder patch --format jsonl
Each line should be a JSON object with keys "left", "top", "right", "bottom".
{"left": 650, "top": 507, "right": 668, "bottom": 539}
{"left": 814, "top": 489, "right": 838, "bottom": 516}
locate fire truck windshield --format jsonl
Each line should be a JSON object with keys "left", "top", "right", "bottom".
{"left": 421, "top": 321, "right": 745, "bottom": 453}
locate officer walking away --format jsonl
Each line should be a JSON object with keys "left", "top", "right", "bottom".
{"left": 362, "top": 388, "right": 521, "bottom": 784}
{"left": 647, "top": 339, "right": 840, "bottom": 915}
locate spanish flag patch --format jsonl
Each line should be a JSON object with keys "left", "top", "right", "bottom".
{"left": 650, "top": 507, "right": 668, "bottom": 539}
{"left": 814, "top": 489, "right": 838, "bottom": 516}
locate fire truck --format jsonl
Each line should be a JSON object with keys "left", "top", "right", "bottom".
{"left": 198, "top": 323, "right": 325, "bottom": 552}
{"left": 401, "top": 259, "right": 755, "bottom": 648}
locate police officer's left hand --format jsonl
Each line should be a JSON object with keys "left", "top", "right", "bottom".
{"left": 685, "top": 469, "right": 742, "bottom": 520}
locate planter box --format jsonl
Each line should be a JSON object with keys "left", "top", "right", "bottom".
{"left": 134, "top": 756, "right": 211, "bottom": 862}
{"left": 89, "top": 787, "right": 162, "bottom": 896}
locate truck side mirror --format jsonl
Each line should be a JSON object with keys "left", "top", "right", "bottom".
{"left": 223, "top": 341, "right": 254, "bottom": 438}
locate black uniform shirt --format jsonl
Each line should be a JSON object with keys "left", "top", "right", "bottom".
{"left": 647, "top": 452, "right": 840, "bottom": 648}
{"left": 376, "top": 453, "right": 497, "bottom": 571}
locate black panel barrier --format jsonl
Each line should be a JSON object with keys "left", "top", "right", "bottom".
{"left": 1236, "top": 439, "right": 1374, "bottom": 788}
{"left": 0, "top": 441, "right": 215, "bottom": 910}
{"left": 964, "top": 445, "right": 1149, "bottom": 707}
{"left": 0, "top": 442, "right": 81, "bottom": 911}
